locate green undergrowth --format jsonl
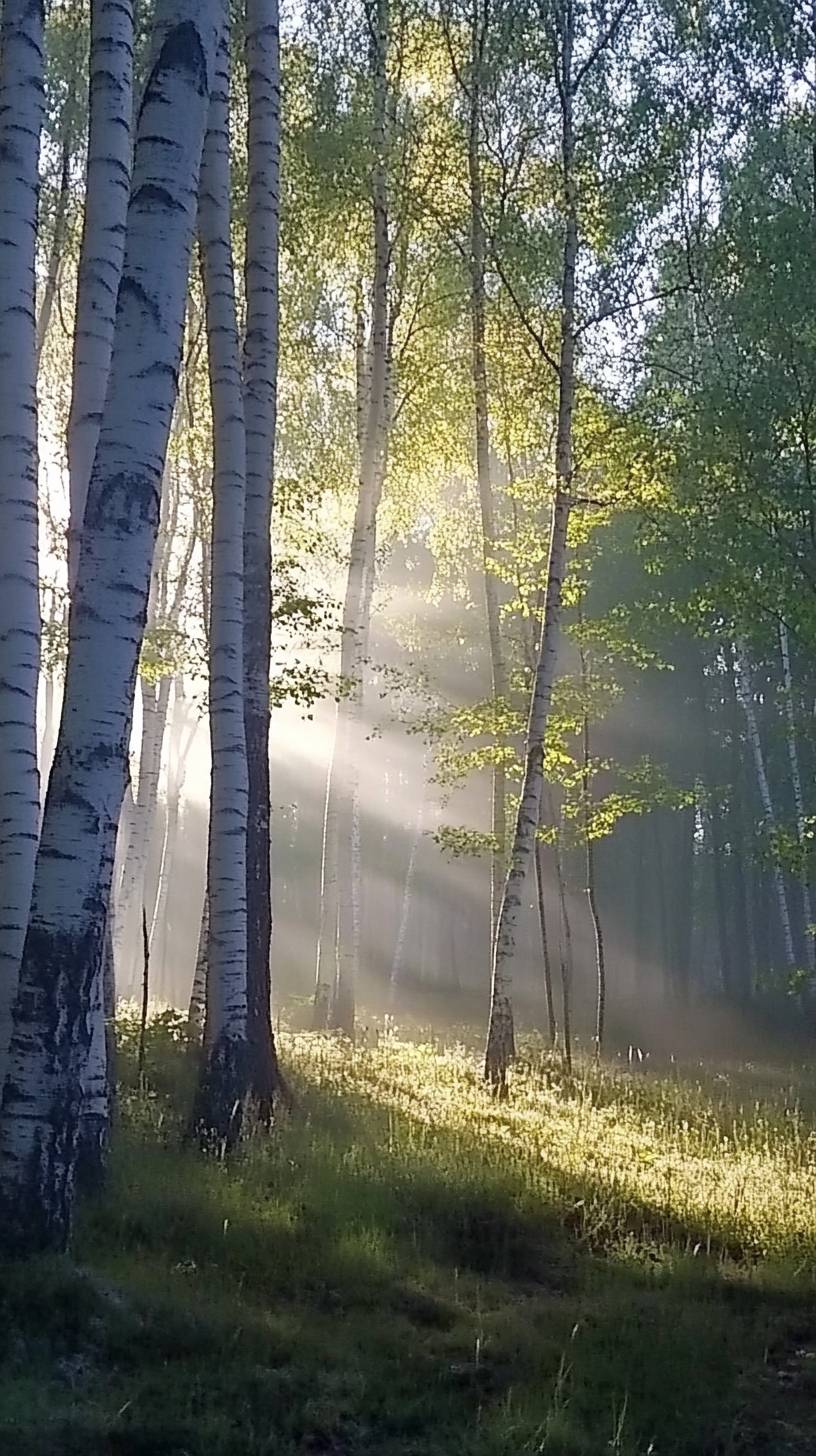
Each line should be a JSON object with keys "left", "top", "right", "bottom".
{"left": 1, "top": 1013, "right": 816, "bottom": 1455}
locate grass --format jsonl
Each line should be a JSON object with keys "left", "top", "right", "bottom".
{"left": 2, "top": 1014, "right": 816, "bottom": 1454}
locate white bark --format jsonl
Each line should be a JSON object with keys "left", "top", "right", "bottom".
{"left": 194, "top": 24, "right": 250, "bottom": 1138}
{"left": 468, "top": 0, "right": 508, "bottom": 934}
{"left": 778, "top": 621, "right": 815, "bottom": 973}
{"left": 67, "top": 0, "right": 134, "bottom": 595}
{"left": 390, "top": 781, "right": 425, "bottom": 1001}
{"left": 0, "top": 1, "right": 221, "bottom": 1253}
{"left": 243, "top": 0, "right": 281, "bottom": 1104}
{"left": 485, "top": 11, "right": 577, "bottom": 1090}
{"left": 0, "top": 0, "right": 45, "bottom": 1087}
{"left": 733, "top": 642, "right": 797, "bottom": 970}
{"left": 114, "top": 674, "right": 171, "bottom": 989}
{"left": 323, "top": 0, "right": 391, "bottom": 1034}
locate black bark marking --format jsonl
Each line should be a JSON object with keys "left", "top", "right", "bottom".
{"left": 139, "top": 20, "right": 208, "bottom": 124}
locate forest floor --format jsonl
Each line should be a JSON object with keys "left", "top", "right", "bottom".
{"left": 2, "top": 1017, "right": 816, "bottom": 1455}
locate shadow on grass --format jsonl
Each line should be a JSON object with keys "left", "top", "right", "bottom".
{"left": 0, "top": 1042, "right": 812, "bottom": 1456}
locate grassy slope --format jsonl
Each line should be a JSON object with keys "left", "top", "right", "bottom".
{"left": 2, "top": 1021, "right": 816, "bottom": 1455}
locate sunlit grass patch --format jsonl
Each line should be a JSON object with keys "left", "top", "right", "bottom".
{"left": 1, "top": 1021, "right": 815, "bottom": 1454}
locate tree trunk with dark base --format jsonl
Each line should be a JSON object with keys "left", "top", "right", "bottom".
{"left": 243, "top": 0, "right": 284, "bottom": 1111}
{"left": 0, "top": 1, "right": 221, "bottom": 1256}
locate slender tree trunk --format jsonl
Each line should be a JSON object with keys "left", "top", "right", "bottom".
{"left": 67, "top": 0, "right": 134, "bottom": 596}
{"left": 580, "top": 654, "right": 606, "bottom": 1059}
{"left": 193, "top": 26, "right": 250, "bottom": 1145}
{"left": 188, "top": 891, "right": 209, "bottom": 1040}
{"left": 534, "top": 833, "right": 557, "bottom": 1047}
{"left": 36, "top": 136, "right": 72, "bottom": 367}
{"left": 321, "top": 0, "right": 391, "bottom": 1037}
{"left": 484, "top": 9, "right": 577, "bottom": 1091}
{"left": 0, "top": 0, "right": 45, "bottom": 1092}
{"left": 0, "top": 1, "right": 221, "bottom": 1255}
{"left": 115, "top": 675, "right": 172, "bottom": 989}
{"left": 733, "top": 642, "right": 797, "bottom": 971}
{"left": 137, "top": 906, "right": 149, "bottom": 1085}
{"left": 778, "top": 621, "right": 815, "bottom": 974}
{"left": 242, "top": 0, "right": 283, "bottom": 1111}
{"left": 390, "top": 780, "right": 425, "bottom": 1006}
{"left": 553, "top": 809, "right": 573, "bottom": 1076}
{"left": 468, "top": 0, "right": 508, "bottom": 937}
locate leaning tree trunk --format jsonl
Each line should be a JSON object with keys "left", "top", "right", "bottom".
{"left": 468, "top": 0, "right": 508, "bottom": 938}
{"left": 0, "top": 0, "right": 221, "bottom": 1256}
{"left": 242, "top": 0, "right": 284, "bottom": 1112}
{"left": 778, "top": 621, "right": 815, "bottom": 977}
{"left": 67, "top": 0, "right": 134, "bottom": 596}
{"left": 192, "top": 25, "right": 251, "bottom": 1146}
{"left": 733, "top": 642, "right": 797, "bottom": 972}
{"left": 484, "top": 19, "right": 577, "bottom": 1092}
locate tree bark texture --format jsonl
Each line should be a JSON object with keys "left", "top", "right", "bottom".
{"left": 0, "top": 2, "right": 221, "bottom": 1254}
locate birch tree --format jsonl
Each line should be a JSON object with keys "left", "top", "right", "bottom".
{"left": 192, "top": 24, "right": 251, "bottom": 1144}
{"left": 67, "top": 0, "right": 135, "bottom": 594}
{"left": 243, "top": 0, "right": 283, "bottom": 1109}
{"left": 315, "top": 0, "right": 392, "bottom": 1036}
{"left": 0, "top": 0, "right": 221, "bottom": 1254}
{"left": 733, "top": 642, "right": 797, "bottom": 972}
{"left": 0, "top": 0, "right": 46, "bottom": 1087}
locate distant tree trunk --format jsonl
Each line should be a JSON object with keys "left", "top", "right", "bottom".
{"left": 0, "top": 0, "right": 46, "bottom": 1092}
{"left": 390, "top": 781, "right": 425, "bottom": 1006}
{"left": 778, "top": 621, "right": 815, "bottom": 976}
{"left": 534, "top": 833, "right": 557, "bottom": 1048}
{"left": 242, "top": 0, "right": 284, "bottom": 1111}
{"left": 484, "top": 7, "right": 577, "bottom": 1091}
{"left": 468, "top": 0, "right": 508, "bottom": 937}
{"left": 193, "top": 26, "right": 250, "bottom": 1145}
{"left": 727, "top": 679, "right": 754, "bottom": 1000}
{"left": 580, "top": 649, "right": 606, "bottom": 1058}
{"left": 137, "top": 905, "right": 149, "bottom": 1084}
{"left": 320, "top": 0, "right": 391, "bottom": 1037}
{"left": 733, "top": 642, "right": 797, "bottom": 972}
{"left": 36, "top": 134, "right": 72, "bottom": 367}
{"left": 188, "top": 891, "right": 209, "bottom": 1040}
{"left": 552, "top": 809, "right": 573, "bottom": 1076}
{"left": 115, "top": 675, "right": 172, "bottom": 990}
{"left": 0, "top": 1, "right": 221, "bottom": 1255}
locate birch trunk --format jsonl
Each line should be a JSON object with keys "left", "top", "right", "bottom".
{"left": 778, "top": 621, "right": 815, "bottom": 975}
{"left": 553, "top": 804, "right": 574, "bottom": 1076}
{"left": 534, "top": 833, "right": 557, "bottom": 1048}
{"left": 192, "top": 26, "right": 250, "bottom": 1144}
{"left": 188, "top": 891, "right": 209, "bottom": 1041}
{"left": 115, "top": 674, "right": 172, "bottom": 989}
{"left": 67, "top": 0, "right": 134, "bottom": 595}
{"left": 242, "top": 0, "right": 283, "bottom": 1109}
{"left": 0, "top": 1, "right": 221, "bottom": 1254}
{"left": 0, "top": 0, "right": 45, "bottom": 1088}
{"left": 468, "top": 0, "right": 508, "bottom": 937}
{"left": 484, "top": 10, "right": 577, "bottom": 1091}
{"left": 580, "top": 651, "right": 606, "bottom": 1059}
{"left": 324, "top": 0, "right": 391, "bottom": 1035}
{"left": 36, "top": 135, "right": 72, "bottom": 368}
{"left": 733, "top": 642, "right": 797, "bottom": 971}
{"left": 389, "top": 779, "right": 425, "bottom": 1005}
